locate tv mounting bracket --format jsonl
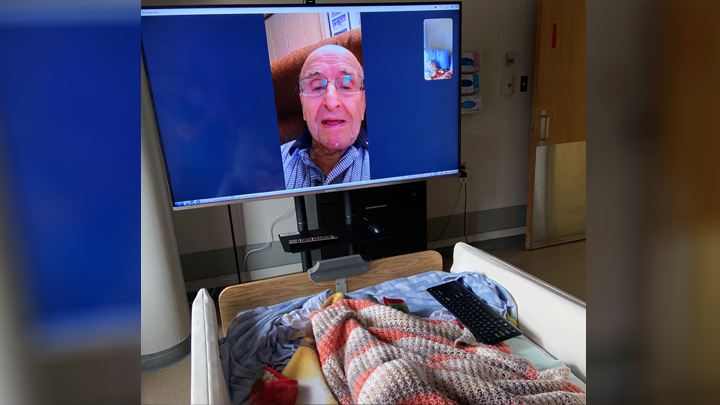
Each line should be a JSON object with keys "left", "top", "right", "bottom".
{"left": 308, "top": 254, "right": 370, "bottom": 293}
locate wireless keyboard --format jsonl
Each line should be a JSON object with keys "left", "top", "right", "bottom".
{"left": 427, "top": 280, "right": 522, "bottom": 345}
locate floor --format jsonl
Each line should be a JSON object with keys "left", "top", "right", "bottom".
{"left": 458, "top": 240, "right": 586, "bottom": 301}
{"left": 141, "top": 355, "right": 191, "bottom": 405}
{"left": 141, "top": 239, "right": 586, "bottom": 404}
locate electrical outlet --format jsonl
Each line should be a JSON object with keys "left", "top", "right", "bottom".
{"left": 460, "top": 161, "right": 468, "bottom": 183}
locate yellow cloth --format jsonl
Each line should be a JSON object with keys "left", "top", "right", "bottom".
{"left": 281, "top": 293, "right": 345, "bottom": 405}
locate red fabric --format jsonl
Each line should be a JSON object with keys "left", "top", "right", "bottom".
{"left": 382, "top": 297, "right": 405, "bottom": 306}
{"left": 248, "top": 366, "right": 298, "bottom": 405}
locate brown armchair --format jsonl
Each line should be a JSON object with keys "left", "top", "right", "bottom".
{"left": 270, "top": 28, "right": 364, "bottom": 145}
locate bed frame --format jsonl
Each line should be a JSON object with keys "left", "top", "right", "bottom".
{"left": 192, "top": 243, "right": 585, "bottom": 404}
{"left": 218, "top": 250, "right": 442, "bottom": 335}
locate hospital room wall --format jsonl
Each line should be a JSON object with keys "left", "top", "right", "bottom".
{"left": 426, "top": 0, "right": 538, "bottom": 248}
{"left": 159, "top": 0, "right": 538, "bottom": 277}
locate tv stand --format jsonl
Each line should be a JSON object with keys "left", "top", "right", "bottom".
{"left": 280, "top": 182, "right": 427, "bottom": 271}
{"left": 282, "top": 192, "right": 389, "bottom": 271}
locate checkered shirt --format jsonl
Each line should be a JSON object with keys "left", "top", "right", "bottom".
{"left": 280, "top": 127, "right": 370, "bottom": 189}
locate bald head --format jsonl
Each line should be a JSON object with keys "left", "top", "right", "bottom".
{"left": 300, "top": 44, "right": 363, "bottom": 80}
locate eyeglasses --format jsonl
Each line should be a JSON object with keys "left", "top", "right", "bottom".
{"left": 299, "top": 74, "right": 364, "bottom": 97}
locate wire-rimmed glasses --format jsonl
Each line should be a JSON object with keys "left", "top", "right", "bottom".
{"left": 299, "top": 74, "right": 364, "bottom": 97}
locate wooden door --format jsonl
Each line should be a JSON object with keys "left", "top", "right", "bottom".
{"left": 526, "top": 0, "right": 586, "bottom": 249}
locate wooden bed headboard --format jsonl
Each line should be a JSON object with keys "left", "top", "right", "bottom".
{"left": 218, "top": 250, "right": 442, "bottom": 336}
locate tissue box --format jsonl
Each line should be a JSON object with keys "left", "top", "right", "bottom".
{"left": 461, "top": 52, "right": 480, "bottom": 73}
{"left": 460, "top": 95, "right": 482, "bottom": 114}
{"left": 461, "top": 74, "right": 480, "bottom": 94}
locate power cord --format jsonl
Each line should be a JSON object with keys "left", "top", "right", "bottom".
{"left": 460, "top": 163, "right": 468, "bottom": 243}
{"left": 241, "top": 201, "right": 294, "bottom": 276}
{"left": 431, "top": 182, "right": 463, "bottom": 249}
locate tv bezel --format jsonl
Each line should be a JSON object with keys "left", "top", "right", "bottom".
{"left": 141, "top": 2, "right": 462, "bottom": 211}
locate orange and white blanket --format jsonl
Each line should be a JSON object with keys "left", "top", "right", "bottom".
{"left": 283, "top": 294, "right": 584, "bottom": 405}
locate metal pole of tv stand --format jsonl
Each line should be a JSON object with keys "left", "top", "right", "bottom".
{"left": 294, "top": 190, "right": 357, "bottom": 272}
{"left": 344, "top": 190, "right": 357, "bottom": 255}
{"left": 294, "top": 196, "right": 313, "bottom": 272}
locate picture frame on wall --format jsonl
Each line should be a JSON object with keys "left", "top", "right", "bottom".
{"left": 329, "top": 12, "right": 350, "bottom": 36}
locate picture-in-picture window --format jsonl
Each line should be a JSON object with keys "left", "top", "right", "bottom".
{"left": 423, "top": 18, "right": 453, "bottom": 80}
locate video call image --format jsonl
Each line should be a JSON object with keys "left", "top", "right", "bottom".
{"left": 423, "top": 19, "right": 453, "bottom": 80}
{"left": 141, "top": 6, "right": 460, "bottom": 206}
{"left": 265, "top": 12, "right": 369, "bottom": 190}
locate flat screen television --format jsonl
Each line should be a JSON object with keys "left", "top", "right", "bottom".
{"left": 141, "top": 2, "right": 461, "bottom": 210}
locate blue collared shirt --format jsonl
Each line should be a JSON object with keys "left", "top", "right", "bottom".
{"left": 280, "top": 127, "right": 370, "bottom": 189}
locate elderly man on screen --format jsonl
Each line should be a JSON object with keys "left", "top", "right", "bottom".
{"left": 280, "top": 45, "right": 370, "bottom": 189}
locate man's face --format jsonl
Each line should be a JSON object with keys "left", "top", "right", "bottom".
{"left": 300, "top": 46, "right": 366, "bottom": 154}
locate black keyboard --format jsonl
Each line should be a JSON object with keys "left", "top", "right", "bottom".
{"left": 427, "top": 280, "right": 522, "bottom": 345}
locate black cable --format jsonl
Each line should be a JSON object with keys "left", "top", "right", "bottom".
{"left": 431, "top": 182, "right": 463, "bottom": 249}
{"left": 228, "top": 205, "right": 242, "bottom": 284}
{"left": 463, "top": 182, "right": 468, "bottom": 243}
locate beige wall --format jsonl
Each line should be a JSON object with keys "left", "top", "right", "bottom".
{"left": 265, "top": 13, "right": 327, "bottom": 62}
{"left": 427, "top": 0, "right": 537, "bottom": 220}
{"left": 172, "top": 199, "right": 299, "bottom": 255}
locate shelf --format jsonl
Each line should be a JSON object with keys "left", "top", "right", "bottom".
{"left": 278, "top": 224, "right": 391, "bottom": 254}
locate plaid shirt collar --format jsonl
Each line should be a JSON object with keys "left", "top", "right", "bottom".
{"left": 288, "top": 126, "right": 368, "bottom": 155}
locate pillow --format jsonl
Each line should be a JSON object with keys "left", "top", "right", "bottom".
{"left": 424, "top": 49, "right": 451, "bottom": 70}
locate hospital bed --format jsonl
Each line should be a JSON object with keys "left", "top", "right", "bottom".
{"left": 190, "top": 242, "right": 586, "bottom": 404}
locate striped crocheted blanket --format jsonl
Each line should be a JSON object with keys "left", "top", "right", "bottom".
{"left": 297, "top": 295, "right": 585, "bottom": 405}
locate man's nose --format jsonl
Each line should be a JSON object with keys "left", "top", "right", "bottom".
{"left": 322, "top": 83, "right": 341, "bottom": 110}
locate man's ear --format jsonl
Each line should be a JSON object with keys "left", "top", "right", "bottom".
{"left": 361, "top": 92, "right": 366, "bottom": 119}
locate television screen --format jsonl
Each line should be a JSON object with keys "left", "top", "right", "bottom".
{"left": 141, "top": 3, "right": 461, "bottom": 209}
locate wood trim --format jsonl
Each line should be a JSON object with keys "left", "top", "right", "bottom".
{"left": 526, "top": 0, "right": 545, "bottom": 249}
{"left": 218, "top": 250, "right": 443, "bottom": 335}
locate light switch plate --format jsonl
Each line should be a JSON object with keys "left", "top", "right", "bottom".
{"left": 501, "top": 76, "right": 514, "bottom": 96}
{"left": 520, "top": 75, "right": 528, "bottom": 92}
